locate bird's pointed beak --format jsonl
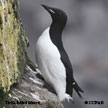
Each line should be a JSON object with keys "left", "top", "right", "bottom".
{"left": 41, "top": 4, "right": 49, "bottom": 11}
{"left": 41, "top": 4, "right": 55, "bottom": 14}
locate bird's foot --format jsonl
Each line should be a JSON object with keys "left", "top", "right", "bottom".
{"left": 62, "top": 94, "right": 74, "bottom": 103}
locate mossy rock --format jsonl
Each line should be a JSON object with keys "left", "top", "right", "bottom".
{"left": 0, "top": 0, "right": 27, "bottom": 93}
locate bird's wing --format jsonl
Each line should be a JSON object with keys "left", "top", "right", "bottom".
{"left": 60, "top": 50, "right": 84, "bottom": 97}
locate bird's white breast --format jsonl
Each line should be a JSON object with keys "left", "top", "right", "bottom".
{"left": 35, "top": 27, "right": 67, "bottom": 101}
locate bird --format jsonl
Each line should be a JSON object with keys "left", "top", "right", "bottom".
{"left": 35, "top": 4, "right": 84, "bottom": 102}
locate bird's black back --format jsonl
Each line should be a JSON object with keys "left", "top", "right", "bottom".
{"left": 49, "top": 21, "right": 74, "bottom": 96}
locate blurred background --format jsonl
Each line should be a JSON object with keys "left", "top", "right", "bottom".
{"left": 18, "top": 0, "right": 108, "bottom": 108}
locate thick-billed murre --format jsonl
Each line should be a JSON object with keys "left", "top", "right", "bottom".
{"left": 35, "top": 4, "right": 84, "bottom": 102}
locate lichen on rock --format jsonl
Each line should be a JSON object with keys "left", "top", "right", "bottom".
{"left": 0, "top": 0, "right": 27, "bottom": 93}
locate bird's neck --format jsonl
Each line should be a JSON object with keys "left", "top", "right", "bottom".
{"left": 49, "top": 22, "right": 65, "bottom": 47}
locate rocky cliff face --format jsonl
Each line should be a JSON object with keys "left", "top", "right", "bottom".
{"left": 0, "top": 0, "right": 27, "bottom": 93}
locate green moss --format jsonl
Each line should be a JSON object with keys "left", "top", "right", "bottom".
{"left": 0, "top": 0, "right": 27, "bottom": 93}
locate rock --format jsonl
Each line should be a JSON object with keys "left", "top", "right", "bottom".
{"left": 0, "top": 0, "right": 27, "bottom": 92}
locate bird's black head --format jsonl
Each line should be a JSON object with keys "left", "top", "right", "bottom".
{"left": 41, "top": 4, "right": 67, "bottom": 26}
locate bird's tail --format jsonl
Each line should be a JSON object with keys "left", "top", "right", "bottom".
{"left": 73, "top": 81, "right": 84, "bottom": 98}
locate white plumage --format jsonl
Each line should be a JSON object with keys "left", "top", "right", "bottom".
{"left": 35, "top": 27, "right": 73, "bottom": 101}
